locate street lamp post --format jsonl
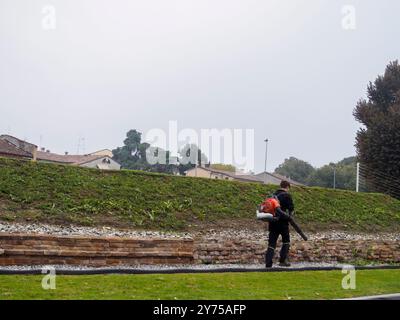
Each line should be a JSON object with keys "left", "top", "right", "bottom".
{"left": 264, "top": 139, "right": 269, "bottom": 173}
{"left": 263, "top": 139, "right": 269, "bottom": 184}
{"left": 333, "top": 166, "right": 336, "bottom": 189}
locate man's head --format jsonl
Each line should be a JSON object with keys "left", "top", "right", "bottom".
{"left": 280, "top": 180, "right": 291, "bottom": 191}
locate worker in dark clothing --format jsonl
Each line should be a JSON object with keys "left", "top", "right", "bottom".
{"left": 265, "top": 180, "right": 295, "bottom": 268}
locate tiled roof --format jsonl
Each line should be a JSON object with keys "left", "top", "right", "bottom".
{"left": 37, "top": 151, "right": 105, "bottom": 164}
{"left": 75, "top": 155, "right": 110, "bottom": 165}
{"left": 0, "top": 135, "right": 37, "bottom": 148}
{"left": 0, "top": 139, "right": 32, "bottom": 158}
{"left": 186, "top": 166, "right": 304, "bottom": 185}
{"left": 186, "top": 167, "right": 264, "bottom": 183}
{"left": 233, "top": 174, "right": 264, "bottom": 183}
{"left": 255, "top": 171, "right": 305, "bottom": 186}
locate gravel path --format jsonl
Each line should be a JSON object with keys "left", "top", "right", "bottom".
{"left": 0, "top": 222, "right": 192, "bottom": 239}
{"left": 1, "top": 221, "right": 398, "bottom": 241}
{"left": 0, "top": 262, "right": 337, "bottom": 271}
{"left": 0, "top": 262, "right": 398, "bottom": 274}
{"left": 196, "top": 229, "right": 400, "bottom": 241}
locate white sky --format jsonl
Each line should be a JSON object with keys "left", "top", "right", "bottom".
{"left": 1, "top": 0, "right": 399, "bottom": 172}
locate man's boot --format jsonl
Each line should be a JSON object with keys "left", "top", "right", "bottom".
{"left": 279, "top": 243, "right": 291, "bottom": 267}
{"left": 265, "top": 247, "right": 275, "bottom": 268}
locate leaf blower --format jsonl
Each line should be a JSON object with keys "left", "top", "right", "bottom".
{"left": 256, "top": 195, "right": 308, "bottom": 241}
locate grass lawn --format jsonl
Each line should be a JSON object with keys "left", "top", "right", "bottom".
{"left": 0, "top": 269, "right": 399, "bottom": 300}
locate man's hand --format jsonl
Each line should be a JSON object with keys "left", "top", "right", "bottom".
{"left": 275, "top": 208, "right": 291, "bottom": 221}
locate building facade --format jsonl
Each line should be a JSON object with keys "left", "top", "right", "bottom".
{"left": 185, "top": 166, "right": 304, "bottom": 186}
{"left": 37, "top": 150, "right": 121, "bottom": 170}
{"left": 0, "top": 135, "right": 37, "bottom": 160}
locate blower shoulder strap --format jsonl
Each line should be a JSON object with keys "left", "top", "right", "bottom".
{"left": 274, "top": 190, "right": 288, "bottom": 201}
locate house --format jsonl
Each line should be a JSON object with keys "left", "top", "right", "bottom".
{"left": 88, "top": 149, "right": 113, "bottom": 157}
{"left": 184, "top": 166, "right": 304, "bottom": 186}
{"left": 185, "top": 166, "right": 263, "bottom": 183}
{"left": 0, "top": 134, "right": 120, "bottom": 170}
{"left": 37, "top": 150, "right": 121, "bottom": 170}
{"left": 0, "top": 135, "right": 38, "bottom": 160}
{"left": 253, "top": 171, "right": 304, "bottom": 186}
{"left": 184, "top": 166, "right": 259, "bottom": 183}
{"left": 0, "top": 139, "right": 34, "bottom": 160}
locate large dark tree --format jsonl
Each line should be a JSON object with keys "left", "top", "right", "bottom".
{"left": 112, "top": 130, "right": 149, "bottom": 170}
{"left": 113, "top": 130, "right": 208, "bottom": 175}
{"left": 353, "top": 61, "right": 400, "bottom": 197}
{"left": 112, "top": 129, "right": 177, "bottom": 173}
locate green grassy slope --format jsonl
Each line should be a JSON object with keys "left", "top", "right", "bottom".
{"left": 0, "top": 157, "right": 399, "bottom": 231}
{"left": 0, "top": 270, "right": 399, "bottom": 300}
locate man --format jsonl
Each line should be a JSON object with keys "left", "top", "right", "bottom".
{"left": 265, "top": 180, "right": 294, "bottom": 268}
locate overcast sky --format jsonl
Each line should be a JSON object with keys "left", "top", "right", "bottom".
{"left": 1, "top": 0, "right": 399, "bottom": 172}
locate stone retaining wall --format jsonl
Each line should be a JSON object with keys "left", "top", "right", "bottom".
{"left": 194, "top": 237, "right": 400, "bottom": 264}
{"left": 0, "top": 233, "right": 399, "bottom": 266}
{"left": 0, "top": 233, "right": 193, "bottom": 266}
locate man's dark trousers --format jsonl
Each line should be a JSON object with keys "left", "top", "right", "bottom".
{"left": 265, "top": 223, "right": 290, "bottom": 266}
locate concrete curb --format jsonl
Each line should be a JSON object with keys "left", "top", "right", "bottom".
{"left": 340, "top": 293, "right": 400, "bottom": 300}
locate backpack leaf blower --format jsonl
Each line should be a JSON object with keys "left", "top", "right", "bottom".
{"left": 256, "top": 196, "right": 308, "bottom": 241}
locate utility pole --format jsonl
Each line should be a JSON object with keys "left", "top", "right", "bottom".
{"left": 356, "top": 162, "right": 360, "bottom": 192}
{"left": 194, "top": 147, "right": 198, "bottom": 177}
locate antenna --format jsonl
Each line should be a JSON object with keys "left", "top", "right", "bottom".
{"left": 76, "top": 136, "right": 86, "bottom": 155}
{"left": 81, "top": 137, "right": 86, "bottom": 155}
{"left": 77, "top": 136, "right": 81, "bottom": 155}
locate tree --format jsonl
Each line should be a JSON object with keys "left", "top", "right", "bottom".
{"left": 113, "top": 129, "right": 179, "bottom": 173}
{"left": 145, "top": 147, "right": 180, "bottom": 174}
{"left": 307, "top": 164, "right": 336, "bottom": 188}
{"left": 353, "top": 61, "right": 400, "bottom": 197}
{"left": 274, "top": 157, "right": 315, "bottom": 184}
{"left": 112, "top": 130, "right": 149, "bottom": 170}
{"left": 335, "top": 157, "right": 358, "bottom": 190}
{"left": 113, "top": 131, "right": 211, "bottom": 175}
{"left": 177, "top": 144, "right": 208, "bottom": 175}
{"left": 274, "top": 156, "right": 358, "bottom": 190}
{"left": 307, "top": 157, "right": 357, "bottom": 190}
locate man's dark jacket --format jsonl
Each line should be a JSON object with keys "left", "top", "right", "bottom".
{"left": 270, "top": 189, "right": 294, "bottom": 228}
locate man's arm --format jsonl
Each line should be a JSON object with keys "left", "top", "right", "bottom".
{"left": 286, "top": 193, "right": 295, "bottom": 213}
{"left": 278, "top": 192, "right": 294, "bottom": 213}
{"left": 275, "top": 207, "right": 290, "bottom": 220}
